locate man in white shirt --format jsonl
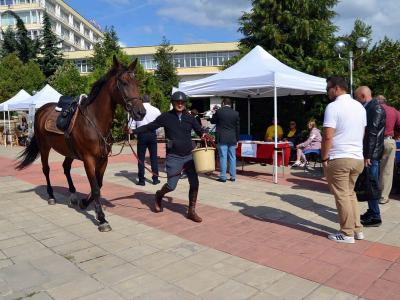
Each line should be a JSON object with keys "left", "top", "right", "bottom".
{"left": 129, "top": 95, "right": 161, "bottom": 186}
{"left": 321, "top": 76, "right": 367, "bottom": 244}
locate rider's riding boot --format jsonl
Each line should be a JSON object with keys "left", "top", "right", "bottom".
{"left": 154, "top": 184, "right": 171, "bottom": 213}
{"left": 187, "top": 187, "right": 202, "bottom": 222}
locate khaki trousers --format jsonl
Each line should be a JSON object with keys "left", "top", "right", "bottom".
{"left": 380, "top": 138, "right": 396, "bottom": 201}
{"left": 326, "top": 158, "right": 364, "bottom": 236}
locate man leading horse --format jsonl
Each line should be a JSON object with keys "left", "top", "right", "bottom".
{"left": 132, "top": 91, "right": 207, "bottom": 222}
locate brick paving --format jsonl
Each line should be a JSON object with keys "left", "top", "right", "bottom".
{"left": 0, "top": 145, "right": 399, "bottom": 299}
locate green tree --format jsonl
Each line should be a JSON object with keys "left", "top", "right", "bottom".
{"left": 48, "top": 61, "right": 87, "bottom": 97}
{"left": 39, "top": 12, "right": 63, "bottom": 77}
{"left": 0, "top": 27, "right": 17, "bottom": 57}
{"left": 238, "top": 0, "right": 339, "bottom": 76}
{"left": 153, "top": 37, "right": 179, "bottom": 102}
{"left": 91, "top": 26, "right": 120, "bottom": 73}
{"left": 361, "top": 37, "right": 400, "bottom": 107}
{"left": 0, "top": 54, "right": 45, "bottom": 102}
{"left": 4, "top": 10, "right": 39, "bottom": 63}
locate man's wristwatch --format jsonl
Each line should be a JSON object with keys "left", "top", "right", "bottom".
{"left": 321, "top": 158, "right": 329, "bottom": 163}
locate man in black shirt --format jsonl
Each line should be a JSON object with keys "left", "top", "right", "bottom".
{"left": 132, "top": 91, "right": 206, "bottom": 222}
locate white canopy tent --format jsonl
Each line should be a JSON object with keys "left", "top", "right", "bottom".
{"left": 0, "top": 89, "right": 31, "bottom": 112}
{"left": 176, "top": 45, "right": 327, "bottom": 183}
{"left": 9, "top": 84, "right": 62, "bottom": 111}
{"left": 0, "top": 89, "right": 31, "bottom": 134}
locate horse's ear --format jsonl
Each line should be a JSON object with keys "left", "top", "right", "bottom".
{"left": 113, "top": 55, "right": 120, "bottom": 69}
{"left": 128, "top": 58, "right": 138, "bottom": 72}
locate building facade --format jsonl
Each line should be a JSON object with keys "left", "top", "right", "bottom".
{"left": 0, "top": 0, "right": 103, "bottom": 51}
{"left": 64, "top": 42, "right": 240, "bottom": 82}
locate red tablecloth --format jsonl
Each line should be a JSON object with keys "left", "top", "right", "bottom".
{"left": 236, "top": 142, "right": 291, "bottom": 167}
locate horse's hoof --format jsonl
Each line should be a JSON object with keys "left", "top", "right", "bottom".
{"left": 48, "top": 198, "right": 56, "bottom": 205}
{"left": 78, "top": 199, "right": 88, "bottom": 210}
{"left": 98, "top": 223, "right": 112, "bottom": 232}
{"left": 68, "top": 193, "right": 78, "bottom": 207}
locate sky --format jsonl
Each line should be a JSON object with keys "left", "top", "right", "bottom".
{"left": 64, "top": 0, "right": 400, "bottom": 47}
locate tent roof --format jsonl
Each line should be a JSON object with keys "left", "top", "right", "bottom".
{"left": 177, "top": 45, "right": 326, "bottom": 98}
{"left": 0, "top": 90, "right": 31, "bottom": 111}
{"left": 9, "top": 84, "right": 62, "bottom": 110}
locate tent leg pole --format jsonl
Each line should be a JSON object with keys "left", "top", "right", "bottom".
{"left": 273, "top": 84, "right": 278, "bottom": 184}
{"left": 247, "top": 97, "right": 250, "bottom": 136}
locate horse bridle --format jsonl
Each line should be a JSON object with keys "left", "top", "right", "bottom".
{"left": 116, "top": 71, "right": 142, "bottom": 112}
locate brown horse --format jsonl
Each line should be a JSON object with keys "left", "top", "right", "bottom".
{"left": 15, "top": 56, "right": 146, "bottom": 232}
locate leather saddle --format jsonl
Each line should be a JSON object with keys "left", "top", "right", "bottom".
{"left": 44, "top": 96, "right": 80, "bottom": 135}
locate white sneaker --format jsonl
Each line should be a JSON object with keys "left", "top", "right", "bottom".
{"left": 354, "top": 232, "right": 364, "bottom": 240}
{"left": 328, "top": 232, "right": 355, "bottom": 244}
{"left": 298, "top": 162, "right": 306, "bottom": 168}
{"left": 291, "top": 161, "right": 301, "bottom": 167}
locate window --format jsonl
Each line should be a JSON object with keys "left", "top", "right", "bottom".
{"left": 45, "top": 1, "right": 55, "bottom": 13}
{"left": 0, "top": 0, "right": 13, "bottom": 5}
{"left": 75, "top": 59, "right": 92, "bottom": 73}
{"left": 139, "top": 55, "right": 157, "bottom": 70}
{"left": 173, "top": 54, "right": 184, "bottom": 68}
{"left": 60, "top": 10, "right": 68, "bottom": 23}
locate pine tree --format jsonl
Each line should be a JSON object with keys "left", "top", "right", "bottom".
{"left": 238, "top": 0, "right": 339, "bottom": 76}
{"left": 91, "top": 26, "right": 120, "bottom": 73}
{"left": 153, "top": 37, "right": 179, "bottom": 101}
{"left": 5, "top": 10, "right": 38, "bottom": 63}
{"left": 39, "top": 12, "right": 63, "bottom": 77}
{"left": 0, "top": 27, "right": 17, "bottom": 57}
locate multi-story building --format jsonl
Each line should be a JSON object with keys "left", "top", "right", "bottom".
{"left": 0, "top": 0, "right": 103, "bottom": 51}
{"left": 64, "top": 42, "right": 240, "bottom": 82}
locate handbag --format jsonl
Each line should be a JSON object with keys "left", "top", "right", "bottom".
{"left": 354, "top": 167, "right": 381, "bottom": 202}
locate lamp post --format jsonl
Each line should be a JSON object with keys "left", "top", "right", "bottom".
{"left": 334, "top": 37, "right": 368, "bottom": 96}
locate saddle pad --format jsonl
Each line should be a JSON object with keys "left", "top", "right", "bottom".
{"left": 45, "top": 119, "right": 64, "bottom": 135}
{"left": 45, "top": 110, "right": 63, "bottom": 135}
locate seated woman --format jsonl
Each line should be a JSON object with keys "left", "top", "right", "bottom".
{"left": 17, "top": 116, "right": 28, "bottom": 146}
{"left": 283, "top": 121, "right": 300, "bottom": 147}
{"left": 17, "top": 116, "right": 28, "bottom": 132}
{"left": 292, "top": 119, "right": 322, "bottom": 167}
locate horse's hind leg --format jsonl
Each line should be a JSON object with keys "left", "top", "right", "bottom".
{"left": 40, "top": 146, "right": 55, "bottom": 205}
{"left": 81, "top": 158, "right": 111, "bottom": 232}
{"left": 63, "top": 157, "right": 78, "bottom": 207}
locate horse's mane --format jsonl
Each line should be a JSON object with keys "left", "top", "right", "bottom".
{"left": 81, "top": 65, "right": 125, "bottom": 107}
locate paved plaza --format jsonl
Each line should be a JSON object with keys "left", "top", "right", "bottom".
{"left": 0, "top": 144, "right": 399, "bottom": 300}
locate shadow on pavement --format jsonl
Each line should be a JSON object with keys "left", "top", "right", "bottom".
{"left": 109, "top": 191, "right": 187, "bottom": 217}
{"left": 265, "top": 191, "right": 338, "bottom": 223}
{"left": 19, "top": 185, "right": 115, "bottom": 226}
{"left": 231, "top": 201, "right": 335, "bottom": 236}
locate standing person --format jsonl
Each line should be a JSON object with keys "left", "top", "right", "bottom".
{"left": 322, "top": 76, "right": 367, "bottom": 243}
{"left": 376, "top": 95, "right": 400, "bottom": 204}
{"left": 130, "top": 95, "right": 161, "bottom": 186}
{"left": 190, "top": 108, "right": 202, "bottom": 126}
{"left": 355, "top": 86, "right": 386, "bottom": 227}
{"left": 132, "top": 91, "right": 206, "bottom": 222}
{"left": 210, "top": 97, "right": 240, "bottom": 182}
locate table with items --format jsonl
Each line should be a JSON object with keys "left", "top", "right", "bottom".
{"left": 236, "top": 141, "right": 291, "bottom": 170}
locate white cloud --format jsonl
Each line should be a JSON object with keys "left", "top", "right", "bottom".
{"left": 334, "top": 0, "right": 400, "bottom": 42}
{"left": 154, "top": 0, "right": 251, "bottom": 28}
{"left": 119, "top": 41, "right": 127, "bottom": 47}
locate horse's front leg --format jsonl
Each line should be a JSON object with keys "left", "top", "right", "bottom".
{"left": 81, "top": 157, "right": 111, "bottom": 232}
{"left": 63, "top": 157, "right": 78, "bottom": 207}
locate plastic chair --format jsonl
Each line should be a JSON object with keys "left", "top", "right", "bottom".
{"left": 303, "top": 149, "right": 322, "bottom": 172}
{"left": 239, "top": 134, "right": 252, "bottom": 141}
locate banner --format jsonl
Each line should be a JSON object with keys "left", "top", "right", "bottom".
{"left": 241, "top": 143, "right": 257, "bottom": 158}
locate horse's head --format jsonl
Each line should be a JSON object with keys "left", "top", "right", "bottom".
{"left": 113, "top": 56, "right": 146, "bottom": 121}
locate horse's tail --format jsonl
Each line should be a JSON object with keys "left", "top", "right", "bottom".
{"left": 15, "top": 135, "right": 40, "bottom": 170}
